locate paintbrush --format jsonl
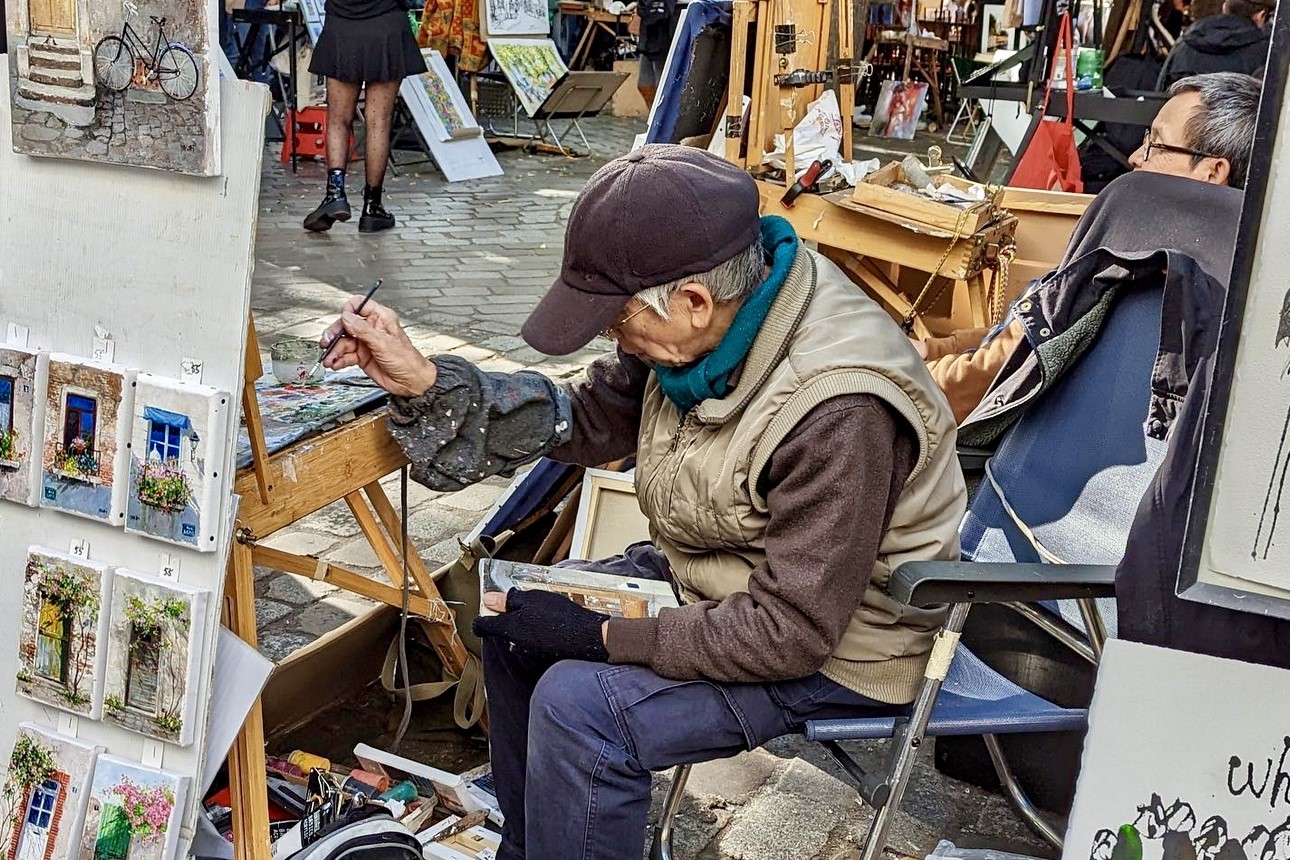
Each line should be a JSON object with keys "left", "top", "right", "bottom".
{"left": 308, "top": 278, "right": 383, "bottom": 380}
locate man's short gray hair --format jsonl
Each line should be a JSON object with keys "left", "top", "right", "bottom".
{"left": 633, "top": 240, "right": 766, "bottom": 318}
{"left": 1169, "top": 72, "right": 1261, "bottom": 188}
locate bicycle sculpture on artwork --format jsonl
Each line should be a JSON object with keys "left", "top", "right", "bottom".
{"left": 93, "top": 15, "right": 200, "bottom": 101}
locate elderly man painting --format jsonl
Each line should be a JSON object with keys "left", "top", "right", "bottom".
{"left": 321, "top": 145, "right": 967, "bottom": 860}
{"left": 915, "top": 71, "right": 1260, "bottom": 423}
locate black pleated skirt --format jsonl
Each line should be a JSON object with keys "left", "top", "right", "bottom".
{"left": 309, "top": 8, "right": 427, "bottom": 83}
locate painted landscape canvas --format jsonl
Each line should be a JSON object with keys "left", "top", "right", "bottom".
{"left": 15, "top": 547, "right": 113, "bottom": 719}
{"left": 2, "top": 723, "right": 104, "bottom": 860}
{"left": 125, "top": 374, "right": 229, "bottom": 552}
{"left": 0, "top": 346, "right": 48, "bottom": 507}
{"left": 40, "top": 355, "right": 134, "bottom": 525}
{"left": 488, "top": 38, "right": 567, "bottom": 117}
{"left": 1064, "top": 640, "right": 1290, "bottom": 860}
{"left": 411, "top": 49, "right": 480, "bottom": 141}
{"left": 100, "top": 569, "right": 209, "bottom": 746}
{"left": 77, "top": 756, "right": 187, "bottom": 860}
{"left": 5, "top": 0, "right": 221, "bottom": 175}
{"left": 482, "top": 0, "right": 548, "bottom": 38}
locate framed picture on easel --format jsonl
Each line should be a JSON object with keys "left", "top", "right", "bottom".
{"left": 1178, "top": 12, "right": 1290, "bottom": 619}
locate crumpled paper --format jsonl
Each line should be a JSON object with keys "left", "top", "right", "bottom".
{"left": 763, "top": 90, "right": 878, "bottom": 186}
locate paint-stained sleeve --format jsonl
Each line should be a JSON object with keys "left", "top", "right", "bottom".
{"left": 387, "top": 355, "right": 574, "bottom": 492}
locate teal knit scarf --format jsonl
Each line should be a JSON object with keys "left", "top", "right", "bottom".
{"left": 654, "top": 215, "right": 799, "bottom": 414}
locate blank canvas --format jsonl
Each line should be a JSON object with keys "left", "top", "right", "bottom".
{"left": 125, "top": 374, "right": 230, "bottom": 552}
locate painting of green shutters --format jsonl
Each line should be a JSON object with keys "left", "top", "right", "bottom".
{"left": 93, "top": 804, "right": 132, "bottom": 860}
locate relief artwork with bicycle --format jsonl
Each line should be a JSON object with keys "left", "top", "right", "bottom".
{"left": 6, "top": 0, "right": 220, "bottom": 175}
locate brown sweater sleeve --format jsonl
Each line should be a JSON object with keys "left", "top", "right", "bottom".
{"left": 925, "top": 319, "right": 1025, "bottom": 423}
{"left": 605, "top": 393, "right": 918, "bottom": 682}
{"left": 549, "top": 348, "right": 651, "bottom": 467}
{"left": 921, "top": 327, "right": 992, "bottom": 362}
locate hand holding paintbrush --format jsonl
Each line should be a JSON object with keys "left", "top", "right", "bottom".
{"left": 318, "top": 281, "right": 440, "bottom": 397}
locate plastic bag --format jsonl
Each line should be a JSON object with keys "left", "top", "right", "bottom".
{"left": 926, "top": 839, "right": 1044, "bottom": 860}
{"left": 763, "top": 90, "right": 878, "bottom": 186}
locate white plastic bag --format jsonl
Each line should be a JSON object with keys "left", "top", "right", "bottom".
{"left": 925, "top": 839, "right": 1044, "bottom": 860}
{"left": 763, "top": 90, "right": 877, "bottom": 186}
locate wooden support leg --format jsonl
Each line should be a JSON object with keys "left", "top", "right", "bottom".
{"left": 726, "top": 0, "right": 752, "bottom": 165}
{"left": 961, "top": 276, "right": 989, "bottom": 328}
{"left": 226, "top": 538, "right": 272, "bottom": 860}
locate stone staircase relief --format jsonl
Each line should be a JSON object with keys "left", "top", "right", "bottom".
{"left": 15, "top": 37, "right": 96, "bottom": 127}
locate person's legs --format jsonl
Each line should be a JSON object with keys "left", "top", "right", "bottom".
{"left": 357, "top": 78, "right": 401, "bottom": 233}
{"left": 514, "top": 660, "right": 903, "bottom": 859}
{"left": 303, "top": 77, "right": 360, "bottom": 232}
{"left": 637, "top": 53, "right": 661, "bottom": 107}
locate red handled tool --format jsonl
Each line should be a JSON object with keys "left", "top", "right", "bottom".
{"left": 780, "top": 159, "right": 833, "bottom": 208}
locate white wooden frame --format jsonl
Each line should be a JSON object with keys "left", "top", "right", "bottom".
{"left": 569, "top": 468, "right": 651, "bottom": 562}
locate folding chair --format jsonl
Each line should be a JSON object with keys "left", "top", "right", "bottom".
{"left": 650, "top": 276, "right": 1172, "bottom": 860}
{"left": 946, "top": 57, "right": 985, "bottom": 146}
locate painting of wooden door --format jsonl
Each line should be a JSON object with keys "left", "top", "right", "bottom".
{"left": 27, "top": 0, "right": 77, "bottom": 36}
{"left": 93, "top": 804, "right": 131, "bottom": 860}
{"left": 16, "top": 779, "right": 60, "bottom": 860}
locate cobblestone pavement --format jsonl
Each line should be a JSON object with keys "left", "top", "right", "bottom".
{"left": 249, "top": 116, "right": 1057, "bottom": 860}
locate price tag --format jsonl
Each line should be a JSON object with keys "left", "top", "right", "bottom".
{"left": 57, "top": 713, "right": 79, "bottom": 737}
{"left": 158, "top": 552, "right": 180, "bottom": 581}
{"left": 69, "top": 538, "right": 90, "bottom": 559}
{"left": 6, "top": 323, "right": 29, "bottom": 347}
{"left": 142, "top": 739, "right": 165, "bottom": 768}
{"left": 91, "top": 337, "right": 115, "bottom": 363}
{"left": 180, "top": 358, "right": 204, "bottom": 384}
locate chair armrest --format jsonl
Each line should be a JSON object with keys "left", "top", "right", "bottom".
{"left": 956, "top": 446, "right": 993, "bottom": 474}
{"left": 889, "top": 561, "right": 1117, "bottom": 608}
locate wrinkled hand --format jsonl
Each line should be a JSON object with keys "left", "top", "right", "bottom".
{"left": 474, "top": 588, "right": 610, "bottom": 662}
{"left": 909, "top": 337, "right": 929, "bottom": 360}
{"left": 319, "top": 297, "right": 438, "bottom": 397}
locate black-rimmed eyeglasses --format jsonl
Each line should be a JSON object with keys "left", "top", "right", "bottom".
{"left": 1140, "top": 130, "right": 1219, "bottom": 163}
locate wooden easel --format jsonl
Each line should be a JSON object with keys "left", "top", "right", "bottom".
{"left": 223, "top": 314, "right": 476, "bottom": 860}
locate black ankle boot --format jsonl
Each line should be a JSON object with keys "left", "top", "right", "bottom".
{"left": 304, "top": 170, "right": 352, "bottom": 232}
{"left": 359, "top": 185, "right": 396, "bottom": 233}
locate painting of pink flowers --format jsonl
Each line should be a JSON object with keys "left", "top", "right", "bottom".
{"left": 78, "top": 756, "right": 188, "bottom": 860}
{"left": 125, "top": 374, "right": 230, "bottom": 552}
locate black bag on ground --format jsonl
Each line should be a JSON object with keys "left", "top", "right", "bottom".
{"left": 288, "top": 807, "right": 422, "bottom": 860}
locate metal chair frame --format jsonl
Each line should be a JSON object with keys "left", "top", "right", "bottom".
{"left": 648, "top": 565, "right": 1114, "bottom": 860}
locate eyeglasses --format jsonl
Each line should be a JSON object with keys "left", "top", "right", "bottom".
{"left": 598, "top": 302, "right": 651, "bottom": 340}
{"left": 1140, "top": 130, "right": 1219, "bottom": 163}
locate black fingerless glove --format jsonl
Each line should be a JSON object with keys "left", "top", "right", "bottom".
{"left": 473, "top": 588, "right": 610, "bottom": 662}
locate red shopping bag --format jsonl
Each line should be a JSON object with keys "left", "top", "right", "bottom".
{"left": 1010, "top": 13, "right": 1084, "bottom": 193}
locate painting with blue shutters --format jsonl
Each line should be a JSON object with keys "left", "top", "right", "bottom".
{"left": 0, "top": 346, "right": 48, "bottom": 507}
{"left": 40, "top": 355, "right": 134, "bottom": 525}
{"left": 125, "top": 374, "right": 230, "bottom": 552}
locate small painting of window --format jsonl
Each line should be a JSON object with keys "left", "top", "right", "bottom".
{"left": 25, "top": 778, "right": 60, "bottom": 829}
{"left": 35, "top": 599, "right": 70, "bottom": 683}
{"left": 148, "top": 421, "right": 182, "bottom": 463}
{"left": 63, "top": 394, "right": 98, "bottom": 454}
{"left": 125, "top": 628, "right": 161, "bottom": 712}
{"left": 0, "top": 375, "right": 14, "bottom": 436}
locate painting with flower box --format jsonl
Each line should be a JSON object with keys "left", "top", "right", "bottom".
{"left": 77, "top": 756, "right": 187, "bottom": 860}
{"left": 14, "top": 548, "right": 114, "bottom": 719}
{"left": 2, "top": 723, "right": 104, "bottom": 860}
{"left": 125, "top": 375, "right": 230, "bottom": 552}
{"left": 100, "top": 570, "right": 210, "bottom": 746}
{"left": 0, "top": 346, "right": 48, "bottom": 508}
{"left": 40, "top": 355, "right": 135, "bottom": 525}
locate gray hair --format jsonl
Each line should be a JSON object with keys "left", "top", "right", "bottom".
{"left": 1169, "top": 72, "right": 1262, "bottom": 188}
{"left": 633, "top": 241, "right": 766, "bottom": 319}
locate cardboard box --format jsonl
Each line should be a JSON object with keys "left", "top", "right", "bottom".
{"left": 850, "top": 162, "right": 1001, "bottom": 235}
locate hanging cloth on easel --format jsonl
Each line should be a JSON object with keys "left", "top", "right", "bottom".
{"left": 1010, "top": 12, "right": 1084, "bottom": 193}
{"left": 418, "top": 0, "right": 487, "bottom": 72}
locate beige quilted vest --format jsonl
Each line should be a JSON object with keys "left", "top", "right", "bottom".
{"left": 634, "top": 246, "right": 966, "bottom": 704}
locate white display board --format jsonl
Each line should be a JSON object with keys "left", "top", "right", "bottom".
{"left": 1063, "top": 640, "right": 1290, "bottom": 860}
{"left": 0, "top": 68, "right": 267, "bottom": 858}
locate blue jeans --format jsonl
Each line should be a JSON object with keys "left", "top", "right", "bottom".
{"left": 482, "top": 544, "right": 907, "bottom": 860}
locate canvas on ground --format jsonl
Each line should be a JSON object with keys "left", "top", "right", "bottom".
{"left": 1063, "top": 640, "right": 1290, "bottom": 860}
{"left": 125, "top": 374, "right": 229, "bottom": 552}
{"left": 482, "top": 0, "right": 548, "bottom": 38}
{"left": 14, "top": 547, "right": 113, "bottom": 719}
{"left": 413, "top": 49, "right": 480, "bottom": 141}
{"left": 5, "top": 0, "right": 221, "bottom": 175}
{"left": 40, "top": 355, "right": 134, "bottom": 525}
{"left": 2, "top": 723, "right": 104, "bottom": 860}
{"left": 100, "top": 569, "right": 210, "bottom": 746}
{"left": 0, "top": 346, "right": 48, "bottom": 507}
{"left": 488, "top": 38, "right": 567, "bottom": 117}
{"left": 77, "top": 755, "right": 188, "bottom": 860}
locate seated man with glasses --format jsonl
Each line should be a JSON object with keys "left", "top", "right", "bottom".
{"left": 318, "top": 144, "right": 967, "bottom": 860}
{"left": 914, "top": 71, "right": 1260, "bottom": 423}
